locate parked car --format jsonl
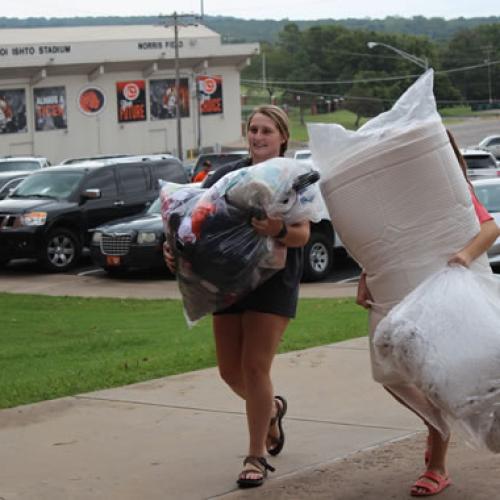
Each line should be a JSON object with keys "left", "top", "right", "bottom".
{"left": 461, "top": 149, "right": 500, "bottom": 179}
{"left": 0, "top": 156, "right": 51, "bottom": 171}
{"left": 0, "top": 157, "right": 188, "bottom": 271}
{"left": 478, "top": 135, "right": 500, "bottom": 160}
{"left": 293, "top": 149, "right": 312, "bottom": 161}
{"left": 190, "top": 151, "right": 248, "bottom": 181}
{"left": 0, "top": 156, "right": 51, "bottom": 200}
{"left": 90, "top": 197, "right": 168, "bottom": 274}
{"left": 59, "top": 153, "right": 176, "bottom": 166}
{"left": 60, "top": 154, "right": 130, "bottom": 165}
{"left": 472, "top": 178, "right": 500, "bottom": 266}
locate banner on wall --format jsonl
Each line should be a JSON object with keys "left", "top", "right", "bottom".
{"left": 150, "top": 78, "right": 190, "bottom": 120}
{"left": 34, "top": 86, "right": 67, "bottom": 131}
{"left": 197, "top": 75, "right": 223, "bottom": 115}
{"left": 78, "top": 86, "right": 106, "bottom": 116}
{"left": 0, "top": 88, "right": 27, "bottom": 134}
{"left": 117, "top": 80, "right": 146, "bottom": 122}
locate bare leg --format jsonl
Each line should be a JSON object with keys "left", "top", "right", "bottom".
{"left": 214, "top": 312, "right": 288, "bottom": 482}
{"left": 213, "top": 314, "right": 246, "bottom": 398}
{"left": 241, "top": 311, "right": 288, "bottom": 473}
{"left": 385, "top": 386, "right": 450, "bottom": 494}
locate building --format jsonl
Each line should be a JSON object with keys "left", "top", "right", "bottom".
{"left": 0, "top": 24, "right": 258, "bottom": 163}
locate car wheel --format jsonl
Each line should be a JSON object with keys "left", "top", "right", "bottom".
{"left": 302, "top": 231, "right": 333, "bottom": 282}
{"left": 41, "top": 228, "right": 81, "bottom": 272}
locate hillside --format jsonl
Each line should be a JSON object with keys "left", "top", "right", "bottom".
{"left": 1, "top": 15, "right": 499, "bottom": 42}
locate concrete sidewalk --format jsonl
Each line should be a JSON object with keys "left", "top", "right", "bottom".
{"left": 0, "top": 271, "right": 358, "bottom": 300}
{"left": 1, "top": 338, "right": 426, "bottom": 500}
{"left": 2, "top": 275, "right": 500, "bottom": 499}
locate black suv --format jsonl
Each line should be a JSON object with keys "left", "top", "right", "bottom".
{"left": 0, "top": 158, "right": 188, "bottom": 271}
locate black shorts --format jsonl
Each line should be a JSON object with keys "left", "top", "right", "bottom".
{"left": 214, "top": 272, "right": 299, "bottom": 318}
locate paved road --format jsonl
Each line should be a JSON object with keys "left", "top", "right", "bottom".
{"left": 440, "top": 116, "right": 499, "bottom": 148}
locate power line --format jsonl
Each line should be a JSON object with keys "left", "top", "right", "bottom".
{"left": 242, "top": 58, "right": 500, "bottom": 87}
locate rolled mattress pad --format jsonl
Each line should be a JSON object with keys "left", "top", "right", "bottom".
{"left": 309, "top": 73, "right": 490, "bottom": 314}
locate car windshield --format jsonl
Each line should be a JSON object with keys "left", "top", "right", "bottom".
{"left": 0, "top": 160, "right": 41, "bottom": 172}
{"left": 12, "top": 171, "right": 84, "bottom": 199}
{"left": 475, "top": 185, "right": 500, "bottom": 213}
{"left": 464, "top": 155, "right": 496, "bottom": 169}
{"left": 147, "top": 197, "right": 161, "bottom": 214}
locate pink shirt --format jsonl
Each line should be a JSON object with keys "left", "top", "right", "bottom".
{"left": 470, "top": 186, "right": 493, "bottom": 224}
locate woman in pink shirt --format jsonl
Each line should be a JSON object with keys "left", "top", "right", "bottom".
{"left": 357, "top": 129, "right": 499, "bottom": 497}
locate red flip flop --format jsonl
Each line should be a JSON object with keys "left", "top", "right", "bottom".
{"left": 411, "top": 470, "right": 451, "bottom": 497}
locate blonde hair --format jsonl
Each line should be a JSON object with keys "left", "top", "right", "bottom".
{"left": 246, "top": 105, "right": 290, "bottom": 157}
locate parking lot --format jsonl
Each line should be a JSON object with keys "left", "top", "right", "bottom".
{"left": 0, "top": 117, "right": 498, "bottom": 288}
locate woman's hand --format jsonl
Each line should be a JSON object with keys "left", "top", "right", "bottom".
{"left": 448, "top": 250, "right": 473, "bottom": 268}
{"left": 251, "top": 214, "right": 284, "bottom": 238}
{"left": 163, "top": 241, "right": 176, "bottom": 274}
{"left": 356, "top": 272, "right": 373, "bottom": 309}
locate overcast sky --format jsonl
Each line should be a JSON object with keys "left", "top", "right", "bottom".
{"left": 6, "top": 0, "right": 500, "bottom": 21}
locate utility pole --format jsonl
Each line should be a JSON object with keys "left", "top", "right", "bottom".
{"left": 162, "top": 12, "right": 199, "bottom": 161}
{"left": 173, "top": 12, "right": 182, "bottom": 160}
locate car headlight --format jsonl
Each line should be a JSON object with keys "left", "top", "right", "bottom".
{"left": 92, "top": 232, "right": 102, "bottom": 244}
{"left": 137, "top": 232, "right": 158, "bottom": 244}
{"left": 20, "top": 211, "right": 47, "bottom": 226}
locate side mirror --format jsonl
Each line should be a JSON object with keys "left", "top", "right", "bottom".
{"left": 81, "top": 188, "right": 101, "bottom": 200}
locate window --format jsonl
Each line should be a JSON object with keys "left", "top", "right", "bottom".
{"left": 82, "top": 168, "right": 118, "bottom": 198}
{"left": 117, "top": 165, "right": 148, "bottom": 194}
{"left": 464, "top": 155, "right": 496, "bottom": 169}
{"left": 152, "top": 162, "right": 188, "bottom": 186}
{"left": 476, "top": 185, "right": 500, "bottom": 213}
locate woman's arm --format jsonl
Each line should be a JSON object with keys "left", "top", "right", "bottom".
{"left": 163, "top": 241, "right": 176, "bottom": 274}
{"left": 251, "top": 216, "right": 310, "bottom": 247}
{"left": 448, "top": 220, "right": 499, "bottom": 267}
{"left": 356, "top": 271, "right": 373, "bottom": 309}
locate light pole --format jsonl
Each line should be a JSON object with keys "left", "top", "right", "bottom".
{"left": 367, "top": 41, "right": 429, "bottom": 71}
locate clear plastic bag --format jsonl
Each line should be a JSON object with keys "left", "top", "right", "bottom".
{"left": 160, "top": 158, "right": 322, "bottom": 325}
{"left": 374, "top": 266, "right": 500, "bottom": 452}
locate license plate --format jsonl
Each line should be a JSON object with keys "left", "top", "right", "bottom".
{"left": 106, "top": 255, "right": 121, "bottom": 266}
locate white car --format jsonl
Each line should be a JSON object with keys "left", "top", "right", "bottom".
{"left": 0, "top": 156, "right": 51, "bottom": 199}
{"left": 0, "top": 156, "right": 51, "bottom": 170}
{"left": 293, "top": 149, "right": 312, "bottom": 161}
{"left": 472, "top": 178, "right": 500, "bottom": 266}
{"left": 478, "top": 135, "right": 500, "bottom": 160}
{"left": 460, "top": 149, "right": 500, "bottom": 179}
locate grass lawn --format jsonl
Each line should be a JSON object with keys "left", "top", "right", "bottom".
{"left": 287, "top": 106, "right": 478, "bottom": 144}
{"left": 288, "top": 109, "right": 366, "bottom": 143}
{"left": 0, "top": 293, "right": 368, "bottom": 409}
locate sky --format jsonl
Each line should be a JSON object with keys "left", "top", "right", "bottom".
{"left": 5, "top": 0, "right": 500, "bottom": 21}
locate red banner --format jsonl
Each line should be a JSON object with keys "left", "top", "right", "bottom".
{"left": 197, "top": 75, "right": 223, "bottom": 115}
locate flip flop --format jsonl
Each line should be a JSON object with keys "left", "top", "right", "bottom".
{"left": 411, "top": 470, "right": 451, "bottom": 497}
{"left": 267, "top": 395, "right": 287, "bottom": 456}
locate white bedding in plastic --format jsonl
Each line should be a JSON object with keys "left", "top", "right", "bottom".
{"left": 374, "top": 267, "right": 500, "bottom": 452}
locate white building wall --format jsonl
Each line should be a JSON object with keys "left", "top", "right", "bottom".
{"left": 0, "top": 25, "right": 257, "bottom": 164}
{"left": 0, "top": 67, "right": 244, "bottom": 164}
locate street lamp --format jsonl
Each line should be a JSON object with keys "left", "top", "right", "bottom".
{"left": 367, "top": 41, "right": 429, "bottom": 71}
